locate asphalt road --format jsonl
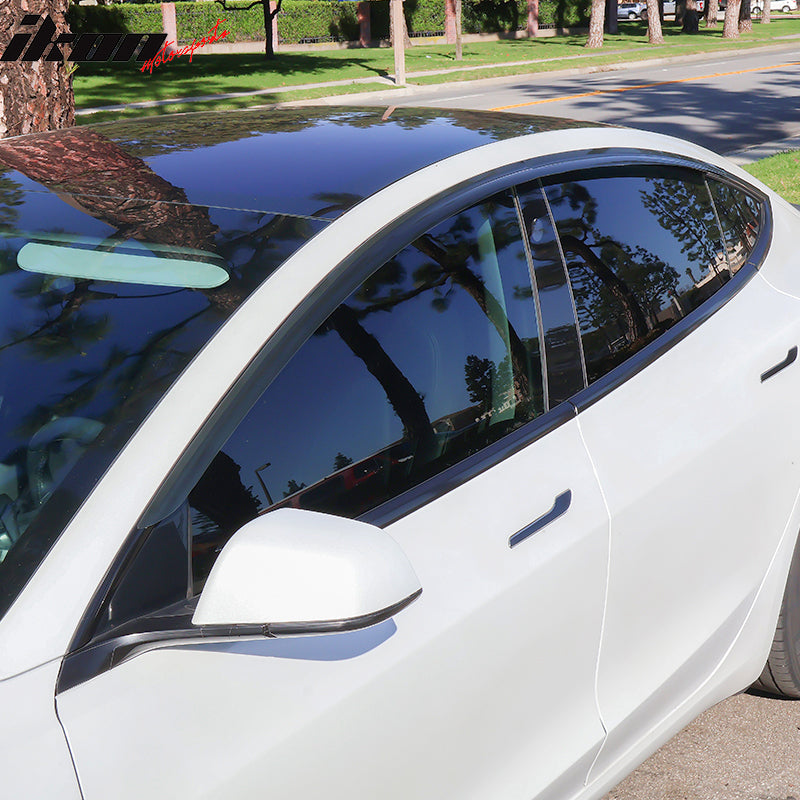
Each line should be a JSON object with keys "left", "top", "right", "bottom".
{"left": 343, "top": 45, "right": 800, "bottom": 800}
{"left": 349, "top": 45, "right": 800, "bottom": 157}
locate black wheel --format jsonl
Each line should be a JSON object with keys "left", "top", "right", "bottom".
{"left": 640, "top": 9, "right": 648, "bottom": 18}
{"left": 753, "top": 532, "right": 800, "bottom": 698}
{"left": 782, "top": 5, "right": 791, "bottom": 12}
{"left": 628, "top": 11, "right": 637, "bottom": 18}
{"left": 752, "top": 5, "right": 762, "bottom": 12}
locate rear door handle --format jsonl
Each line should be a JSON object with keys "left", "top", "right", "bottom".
{"left": 509, "top": 490, "right": 572, "bottom": 549}
{"left": 761, "top": 346, "right": 797, "bottom": 382}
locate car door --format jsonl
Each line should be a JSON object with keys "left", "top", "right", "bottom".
{"left": 526, "top": 165, "right": 800, "bottom": 781}
{"left": 56, "top": 189, "right": 610, "bottom": 800}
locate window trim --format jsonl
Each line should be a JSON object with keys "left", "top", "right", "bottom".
{"left": 62, "top": 148, "right": 772, "bottom": 689}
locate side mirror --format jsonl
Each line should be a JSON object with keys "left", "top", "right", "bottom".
{"left": 192, "top": 509, "right": 421, "bottom": 634}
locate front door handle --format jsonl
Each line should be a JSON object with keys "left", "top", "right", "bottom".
{"left": 761, "top": 346, "right": 798, "bottom": 383}
{"left": 509, "top": 490, "right": 572, "bottom": 549}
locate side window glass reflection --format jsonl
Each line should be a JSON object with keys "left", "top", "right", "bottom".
{"left": 707, "top": 179, "right": 761, "bottom": 274}
{"left": 188, "top": 192, "right": 544, "bottom": 593}
{"left": 543, "top": 168, "right": 728, "bottom": 385}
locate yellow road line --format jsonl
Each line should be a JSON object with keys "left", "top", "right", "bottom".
{"left": 490, "top": 59, "right": 800, "bottom": 110}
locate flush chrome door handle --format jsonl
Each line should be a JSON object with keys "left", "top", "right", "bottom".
{"left": 761, "top": 346, "right": 798, "bottom": 383}
{"left": 509, "top": 490, "right": 572, "bottom": 549}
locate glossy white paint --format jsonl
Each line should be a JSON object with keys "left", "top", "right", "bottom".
{"left": 58, "top": 420, "right": 610, "bottom": 800}
{"left": 0, "top": 660, "right": 81, "bottom": 799}
{"left": 582, "top": 268, "right": 800, "bottom": 780}
{"left": 192, "top": 509, "right": 421, "bottom": 626}
{"left": 5, "top": 122, "right": 800, "bottom": 800}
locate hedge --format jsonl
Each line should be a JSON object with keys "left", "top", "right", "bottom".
{"left": 68, "top": 0, "right": 589, "bottom": 46}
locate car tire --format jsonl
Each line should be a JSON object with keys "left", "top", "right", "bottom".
{"left": 752, "top": 5, "right": 762, "bottom": 11}
{"left": 640, "top": 9, "right": 648, "bottom": 18}
{"left": 753, "top": 532, "right": 800, "bottom": 698}
{"left": 628, "top": 11, "right": 637, "bottom": 17}
{"left": 782, "top": 5, "right": 791, "bottom": 11}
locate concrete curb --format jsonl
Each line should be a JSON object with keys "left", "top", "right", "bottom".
{"left": 725, "top": 133, "right": 800, "bottom": 163}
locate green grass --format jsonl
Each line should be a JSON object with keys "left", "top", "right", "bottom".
{"left": 73, "top": 18, "right": 800, "bottom": 119}
{"left": 744, "top": 149, "right": 800, "bottom": 203}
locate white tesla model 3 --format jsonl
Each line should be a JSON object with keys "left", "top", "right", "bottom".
{"left": 1, "top": 107, "right": 799, "bottom": 800}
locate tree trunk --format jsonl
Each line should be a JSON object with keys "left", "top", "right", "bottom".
{"left": 329, "top": 304, "right": 435, "bottom": 449}
{"left": 739, "top": 0, "right": 753, "bottom": 29}
{"left": 455, "top": 0, "right": 462, "bottom": 59}
{"left": 586, "top": 0, "right": 606, "bottom": 46}
{"left": 0, "top": 128, "right": 218, "bottom": 250}
{"left": 682, "top": 0, "right": 699, "bottom": 30}
{"left": 605, "top": 0, "right": 618, "bottom": 33}
{"left": 646, "top": 0, "right": 665, "bottom": 40}
{"left": 0, "top": 1, "right": 74, "bottom": 139}
{"left": 389, "top": 0, "right": 412, "bottom": 47}
{"left": 761, "top": 0, "right": 771, "bottom": 22}
{"left": 705, "top": 0, "right": 719, "bottom": 27}
{"left": 527, "top": 0, "right": 539, "bottom": 35}
{"left": 262, "top": 0, "right": 274, "bottom": 58}
{"left": 723, "top": 0, "right": 741, "bottom": 35}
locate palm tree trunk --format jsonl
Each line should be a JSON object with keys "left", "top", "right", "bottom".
{"left": 705, "top": 0, "right": 719, "bottom": 27}
{"left": 587, "top": 0, "right": 606, "bottom": 46}
{"left": 646, "top": 0, "right": 664, "bottom": 41}
{"left": 723, "top": 0, "right": 741, "bottom": 35}
{"left": 739, "top": 0, "right": 753, "bottom": 29}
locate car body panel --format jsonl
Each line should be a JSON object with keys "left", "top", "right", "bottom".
{"left": 0, "top": 660, "right": 81, "bottom": 798}
{"left": 582, "top": 269, "right": 800, "bottom": 778}
{"left": 57, "top": 420, "right": 609, "bottom": 800}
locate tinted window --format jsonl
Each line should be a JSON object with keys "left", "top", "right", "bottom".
{"left": 187, "top": 193, "right": 544, "bottom": 592}
{"left": 542, "top": 168, "right": 728, "bottom": 384}
{"left": 707, "top": 179, "right": 762, "bottom": 274}
{"left": 0, "top": 185, "right": 324, "bottom": 622}
{"left": 516, "top": 185, "right": 585, "bottom": 405}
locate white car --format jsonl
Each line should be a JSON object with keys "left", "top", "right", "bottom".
{"left": 752, "top": 0, "right": 797, "bottom": 12}
{"left": 2, "top": 108, "right": 800, "bottom": 800}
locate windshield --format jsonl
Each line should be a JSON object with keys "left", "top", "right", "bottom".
{"left": 0, "top": 184, "right": 326, "bottom": 620}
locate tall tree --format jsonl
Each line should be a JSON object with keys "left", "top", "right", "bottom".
{"left": 587, "top": 0, "right": 606, "bottom": 46}
{"left": 646, "top": 0, "right": 665, "bottom": 42}
{"left": 723, "top": 0, "right": 742, "bottom": 34}
{"left": 0, "top": 1, "right": 74, "bottom": 138}
{"left": 214, "top": 0, "right": 281, "bottom": 59}
{"left": 739, "top": 0, "right": 753, "bottom": 29}
{"left": 761, "top": 0, "right": 772, "bottom": 22}
{"left": 527, "top": 0, "right": 540, "bottom": 36}
{"left": 705, "top": 0, "right": 720, "bottom": 27}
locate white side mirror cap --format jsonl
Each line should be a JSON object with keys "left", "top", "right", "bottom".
{"left": 192, "top": 508, "right": 421, "bottom": 633}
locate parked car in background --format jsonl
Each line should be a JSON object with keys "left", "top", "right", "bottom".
{"left": 618, "top": 1, "right": 648, "bottom": 18}
{"left": 753, "top": 0, "right": 797, "bottom": 12}
{"left": 2, "top": 107, "right": 800, "bottom": 800}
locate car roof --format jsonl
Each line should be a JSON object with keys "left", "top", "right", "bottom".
{"left": 0, "top": 107, "right": 602, "bottom": 220}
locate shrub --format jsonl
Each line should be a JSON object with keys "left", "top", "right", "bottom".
{"left": 67, "top": 0, "right": 589, "bottom": 46}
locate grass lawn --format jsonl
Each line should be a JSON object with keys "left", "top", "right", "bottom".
{"left": 73, "top": 18, "right": 800, "bottom": 121}
{"left": 744, "top": 149, "right": 800, "bottom": 203}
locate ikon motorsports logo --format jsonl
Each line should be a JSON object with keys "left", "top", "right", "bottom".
{"left": 1, "top": 14, "right": 167, "bottom": 63}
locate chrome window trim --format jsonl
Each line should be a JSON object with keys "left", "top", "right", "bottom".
{"left": 67, "top": 147, "right": 772, "bottom": 670}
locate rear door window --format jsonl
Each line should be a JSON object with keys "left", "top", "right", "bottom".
{"left": 540, "top": 167, "right": 729, "bottom": 384}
